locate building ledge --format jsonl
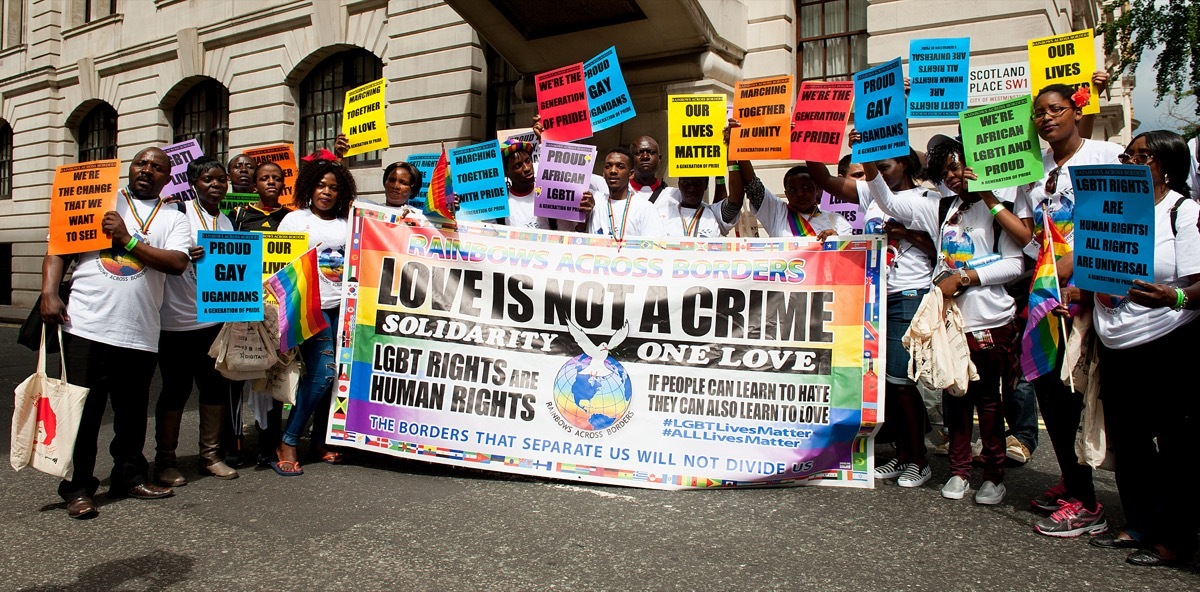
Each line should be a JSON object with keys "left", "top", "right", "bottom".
{"left": 62, "top": 14, "right": 123, "bottom": 40}
{"left": 0, "top": 44, "right": 26, "bottom": 61}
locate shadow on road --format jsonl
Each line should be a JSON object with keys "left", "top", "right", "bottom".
{"left": 18, "top": 550, "right": 194, "bottom": 592}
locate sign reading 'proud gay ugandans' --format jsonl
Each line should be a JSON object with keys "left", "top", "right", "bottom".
{"left": 852, "top": 58, "right": 908, "bottom": 163}
{"left": 196, "top": 230, "right": 264, "bottom": 323}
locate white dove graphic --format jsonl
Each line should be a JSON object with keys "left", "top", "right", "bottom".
{"left": 567, "top": 320, "right": 629, "bottom": 378}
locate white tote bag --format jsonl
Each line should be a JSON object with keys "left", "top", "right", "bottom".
{"left": 10, "top": 327, "right": 89, "bottom": 479}
{"left": 903, "top": 292, "right": 977, "bottom": 397}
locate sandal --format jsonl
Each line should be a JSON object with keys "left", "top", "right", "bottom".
{"left": 271, "top": 459, "right": 304, "bottom": 477}
{"left": 320, "top": 450, "right": 344, "bottom": 464}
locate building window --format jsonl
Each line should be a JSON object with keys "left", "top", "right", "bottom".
{"left": 173, "top": 79, "right": 229, "bottom": 165}
{"left": 1, "top": 0, "right": 23, "bottom": 49}
{"left": 298, "top": 48, "right": 383, "bottom": 168}
{"left": 77, "top": 102, "right": 118, "bottom": 163}
{"left": 485, "top": 42, "right": 523, "bottom": 133}
{"left": 85, "top": 0, "right": 117, "bottom": 23}
{"left": 0, "top": 243, "right": 10, "bottom": 306}
{"left": 797, "top": 0, "right": 868, "bottom": 81}
{"left": 0, "top": 122, "right": 11, "bottom": 201}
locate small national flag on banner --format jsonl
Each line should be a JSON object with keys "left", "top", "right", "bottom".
{"left": 1020, "top": 216, "right": 1065, "bottom": 380}
{"left": 264, "top": 248, "right": 329, "bottom": 353}
{"left": 424, "top": 146, "right": 455, "bottom": 220}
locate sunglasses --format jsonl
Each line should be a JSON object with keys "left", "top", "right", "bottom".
{"left": 948, "top": 201, "right": 971, "bottom": 226}
{"left": 1044, "top": 166, "right": 1062, "bottom": 195}
{"left": 1117, "top": 152, "right": 1154, "bottom": 165}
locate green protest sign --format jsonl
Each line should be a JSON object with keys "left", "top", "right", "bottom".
{"left": 959, "top": 95, "right": 1042, "bottom": 190}
{"left": 220, "top": 192, "right": 258, "bottom": 216}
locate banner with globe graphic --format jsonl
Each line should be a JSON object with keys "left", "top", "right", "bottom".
{"left": 326, "top": 203, "right": 885, "bottom": 489}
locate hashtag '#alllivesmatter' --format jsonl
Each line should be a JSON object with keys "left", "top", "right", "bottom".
{"left": 662, "top": 428, "right": 671, "bottom": 437}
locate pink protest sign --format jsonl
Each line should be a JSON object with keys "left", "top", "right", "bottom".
{"left": 161, "top": 139, "right": 204, "bottom": 201}
{"left": 819, "top": 189, "right": 864, "bottom": 234}
{"left": 534, "top": 140, "right": 596, "bottom": 222}
{"left": 535, "top": 63, "right": 592, "bottom": 142}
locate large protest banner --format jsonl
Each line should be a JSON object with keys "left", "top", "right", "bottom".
{"left": 258, "top": 231, "right": 309, "bottom": 280}
{"left": 1069, "top": 165, "right": 1155, "bottom": 294}
{"left": 243, "top": 144, "right": 297, "bottom": 207}
{"left": 584, "top": 46, "right": 636, "bottom": 133}
{"left": 325, "top": 204, "right": 886, "bottom": 490}
{"left": 790, "top": 81, "right": 854, "bottom": 163}
{"left": 536, "top": 63, "right": 592, "bottom": 142}
{"left": 730, "top": 75, "right": 793, "bottom": 160}
{"left": 404, "top": 153, "right": 440, "bottom": 211}
{"left": 908, "top": 38, "right": 970, "bottom": 118}
{"left": 161, "top": 139, "right": 204, "bottom": 202}
{"left": 1028, "top": 30, "right": 1098, "bottom": 114}
{"left": 534, "top": 141, "right": 595, "bottom": 223}
{"left": 196, "top": 230, "right": 264, "bottom": 323}
{"left": 667, "top": 94, "right": 727, "bottom": 178}
{"left": 852, "top": 58, "right": 908, "bottom": 163}
{"left": 959, "top": 95, "right": 1042, "bottom": 190}
{"left": 342, "top": 77, "right": 389, "bottom": 158}
{"left": 969, "top": 62, "right": 1030, "bottom": 107}
{"left": 449, "top": 141, "right": 509, "bottom": 222}
{"left": 48, "top": 160, "right": 120, "bottom": 255}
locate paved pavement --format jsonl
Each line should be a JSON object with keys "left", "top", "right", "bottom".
{"left": 0, "top": 324, "right": 1195, "bottom": 591}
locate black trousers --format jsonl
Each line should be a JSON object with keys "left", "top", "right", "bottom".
{"left": 156, "top": 325, "right": 227, "bottom": 412}
{"left": 1032, "top": 348, "right": 1095, "bottom": 509}
{"left": 58, "top": 333, "right": 158, "bottom": 501}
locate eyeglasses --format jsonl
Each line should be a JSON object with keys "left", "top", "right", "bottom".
{"left": 1031, "top": 104, "right": 1072, "bottom": 121}
{"left": 1117, "top": 152, "right": 1154, "bottom": 165}
{"left": 1044, "top": 166, "right": 1062, "bottom": 195}
{"left": 948, "top": 202, "right": 971, "bottom": 226}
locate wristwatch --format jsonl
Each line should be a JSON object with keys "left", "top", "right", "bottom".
{"left": 958, "top": 269, "right": 971, "bottom": 287}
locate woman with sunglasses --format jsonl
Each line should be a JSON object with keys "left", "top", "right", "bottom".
{"left": 272, "top": 155, "right": 357, "bottom": 476}
{"left": 1002, "top": 84, "right": 1125, "bottom": 538}
{"left": 1086, "top": 131, "right": 1200, "bottom": 566}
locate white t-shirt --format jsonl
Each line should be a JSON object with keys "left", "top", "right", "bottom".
{"left": 631, "top": 180, "right": 681, "bottom": 205}
{"left": 501, "top": 190, "right": 552, "bottom": 230}
{"left": 277, "top": 209, "right": 348, "bottom": 310}
{"left": 862, "top": 177, "right": 937, "bottom": 293}
{"left": 64, "top": 188, "right": 192, "bottom": 352}
{"left": 655, "top": 195, "right": 731, "bottom": 238}
{"left": 1015, "top": 139, "right": 1123, "bottom": 254}
{"left": 1093, "top": 192, "right": 1200, "bottom": 349}
{"left": 753, "top": 185, "right": 853, "bottom": 238}
{"left": 1188, "top": 137, "right": 1200, "bottom": 202}
{"left": 586, "top": 194, "right": 666, "bottom": 239}
{"left": 161, "top": 200, "right": 234, "bottom": 332}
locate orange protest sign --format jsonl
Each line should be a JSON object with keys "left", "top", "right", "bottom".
{"left": 48, "top": 160, "right": 120, "bottom": 255}
{"left": 242, "top": 144, "right": 298, "bottom": 207}
{"left": 730, "top": 75, "right": 793, "bottom": 160}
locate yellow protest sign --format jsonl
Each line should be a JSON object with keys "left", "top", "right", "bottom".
{"left": 1028, "top": 30, "right": 1097, "bottom": 114}
{"left": 730, "top": 75, "right": 793, "bottom": 160}
{"left": 667, "top": 94, "right": 727, "bottom": 177}
{"left": 257, "top": 231, "right": 309, "bottom": 280}
{"left": 342, "top": 77, "right": 388, "bottom": 157}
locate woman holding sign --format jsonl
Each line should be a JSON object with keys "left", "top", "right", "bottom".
{"left": 1088, "top": 131, "right": 1200, "bottom": 566}
{"left": 155, "top": 157, "right": 240, "bottom": 485}
{"left": 273, "top": 154, "right": 357, "bottom": 475}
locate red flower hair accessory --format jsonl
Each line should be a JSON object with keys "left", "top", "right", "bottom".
{"left": 1071, "top": 86, "right": 1090, "bottom": 109}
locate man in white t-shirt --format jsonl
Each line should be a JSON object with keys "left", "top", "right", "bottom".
{"left": 39, "top": 147, "right": 192, "bottom": 518}
{"left": 496, "top": 138, "right": 552, "bottom": 230}
{"left": 580, "top": 147, "right": 666, "bottom": 239}
{"left": 657, "top": 177, "right": 732, "bottom": 238}
{"left": 629, "top": 136, "right": 682, "bottom": 205}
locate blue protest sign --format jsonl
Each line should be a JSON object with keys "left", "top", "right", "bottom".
{"left": 852, "top": 57, "right": 908, "bottom": 163}
{"left": 908, "top": 38, "right": 970, "bottom": 118}
{"left": 196, "top": 230, "right": 264, "bottom": 323}
{"left": 584, "top": 46, "right": 636, "bottom": 132}
{"left": 404, "top": 153, "right": 439, "bottom": 210}
{"left": 449, "top": 140, "right": 509, "bottom": 222}
{"left": 1069, "top": 164, "right": 1155, "bottom": 295}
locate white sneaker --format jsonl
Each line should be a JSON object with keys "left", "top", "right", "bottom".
{"left": 975, "top": 481, "right": 1007, "bottom": 505}
{"left": 875, "top": 458, "right": 903, "bottom": 479}
{"left": 897, "top": 463, "right": 931, "bottom": 488}
{"left": 941, "top": 475, "right": 970, "bottom": 500}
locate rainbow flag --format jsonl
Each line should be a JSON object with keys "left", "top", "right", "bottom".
{"left": 265, "top": 248, "right": 329, "bottom": 353}
{"left": 786, "top": 208, "right": 817, "bottom": 237}
{"left": 423, "top": 147, "right": 455, "bottom": 220}
{"left": 1020, "top": 219, "right": 1065, "bottom": 380}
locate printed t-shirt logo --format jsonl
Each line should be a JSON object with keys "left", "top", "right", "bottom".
{"left": 941, "top": 229, "right": 975, "bottom": 269}
{"left": 97, "top": 246, "right": 146, "bottom": 279}
{"left": 318, "top": 246, "right": 345, "bottom": 284}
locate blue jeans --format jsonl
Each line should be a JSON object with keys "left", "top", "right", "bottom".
{"left": 1003, "top": 376, "right": 1039, "bottom": 452}
{"left": 282, "top": 308, "right": 339, "bottom": 447}
{"left": 885, "top": 289, "right": 926, "bottom": 385}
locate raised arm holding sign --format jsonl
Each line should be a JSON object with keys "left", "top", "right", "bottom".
{"left": 852, "top": 58, "right": 908, "bottom": 163}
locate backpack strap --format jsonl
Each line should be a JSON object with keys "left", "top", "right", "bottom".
{"left": 1169, "top": 195, "right": 1189, "bottom": 236}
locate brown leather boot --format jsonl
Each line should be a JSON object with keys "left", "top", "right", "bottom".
{"left": 198, "top": 404, "right": 239, "bottom": 480}
{"left": 153, "top": 408, "right": 187, "bottom": 487}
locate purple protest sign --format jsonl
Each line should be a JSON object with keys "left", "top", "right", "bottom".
{"left": 534, "top": 140, "right": 596, "bottom": 222}
{"left": 819, "top": 189, "right": 864, "bottom": 234}
{"left": 161, "top": 139, "right": 204, "bottom": 202}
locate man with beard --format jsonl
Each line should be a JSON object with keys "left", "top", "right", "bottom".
{"left": 39, "top": 147, "right": 191, "bottom": 519}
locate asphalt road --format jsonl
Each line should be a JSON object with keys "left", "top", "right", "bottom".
{"left": 0, "top": 324, "right": 1195, "bottom": 591}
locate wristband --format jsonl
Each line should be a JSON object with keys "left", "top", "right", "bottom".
{"left": 989, "top": 204, "right": 1004, "bottom": 217}
{"left": 715, "top": 177, "right": 725, "bottom": 185}
{"left": 124, "top": 237, "right": 140, "bottom": 252}
{"left": 1174, "top": 288, "right": 1187, "bottom": 310}
{"left": 727, "top": 164, "right": 740, "bottom": 172}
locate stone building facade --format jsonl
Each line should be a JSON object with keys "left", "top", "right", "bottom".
{"left": 0, "top": 0, "right": 1133, "bottom": 317}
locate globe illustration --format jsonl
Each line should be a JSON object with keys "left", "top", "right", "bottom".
{"left": 99, "top": 249, "right": 144, "bottom": 277}
{"left": 552, "top": 354, "right": 633, "bottom": 431}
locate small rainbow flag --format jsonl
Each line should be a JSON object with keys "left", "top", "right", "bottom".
{"left": 423, "top": 147, "right": 455, "bottom": 220}
{"left": 787, "top": 208, "right": 817, "bottom": 237}
{"left": 265, "top": 248, "right": 329, "bottom": 353}
{"left": 1020, "top": 218, "right": 1065, "bottom": 381}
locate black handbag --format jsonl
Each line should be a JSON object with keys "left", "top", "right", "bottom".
{"left": 17, "top": 267, "right": 72, "bottom": 356}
